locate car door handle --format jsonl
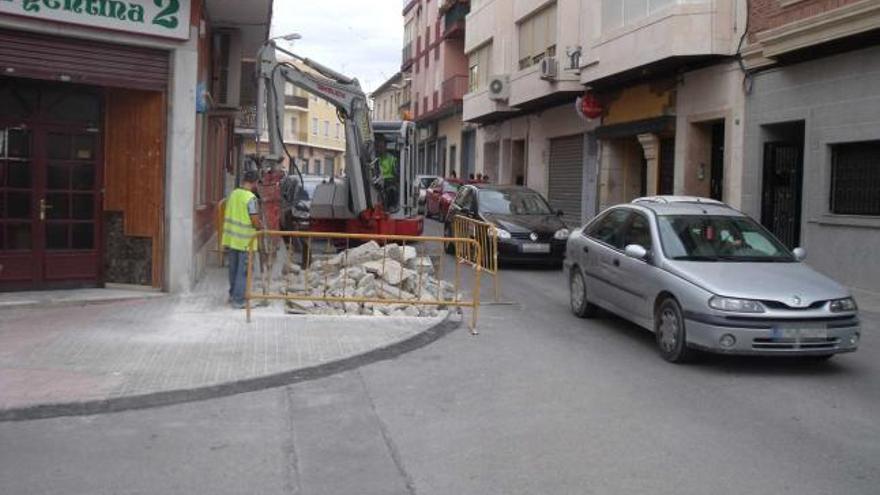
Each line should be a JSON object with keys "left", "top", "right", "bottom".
{"left": 582, "top": 246, "right": 589, "bottom": 254}
{"left": 613, "top": 259, "right": 620, "bottom": 267}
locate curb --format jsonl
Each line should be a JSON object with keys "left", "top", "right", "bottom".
{"left": 0, "top": 313, "right": 462, "bottom": 423}
{"left": 0, "top": 294, "right": 167, "bottom": 312}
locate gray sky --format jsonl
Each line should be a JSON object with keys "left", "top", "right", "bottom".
{"left": 272, "top": 0, "right": 403, "bottom": 93}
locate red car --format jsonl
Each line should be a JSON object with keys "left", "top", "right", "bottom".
{"left": 425, "top": 178, "right": 465, "bottom": 220}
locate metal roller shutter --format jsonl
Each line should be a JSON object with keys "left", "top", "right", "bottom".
{"left": 0, "top": 29, "right": 169, "bottom": 92}
{"left": 549, "top": 134, "right": 584, "bottom": 226}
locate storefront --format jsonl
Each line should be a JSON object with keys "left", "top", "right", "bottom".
{"left": 0, "top": 0, "right": 271, "bottom": 293}
{"left": 0, "top": 26, "right": 170, "bottom": 291}
{"left": 593, "top": 83, "right": 677, "bottom": 211}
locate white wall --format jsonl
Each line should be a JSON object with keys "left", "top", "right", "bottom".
{"left": 674, "top": 61, "right": 746, "bottom": 208}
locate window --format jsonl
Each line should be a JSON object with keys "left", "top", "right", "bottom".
{"left": 336, "top": 123, "right": 341, "bottom": 140}
{"left": 425, "top": 51, "right": 430, "bottom": 69}
{"left": 315, "top": 159, "right": 322, "bottom": 176}
{"left": 468, "top": 43, "right": 492, "bottom": 92}
{"left": 324, "top": 121, "right": 329, "bottom": 137}
{"left": 289, "top": 116, "right": 298, "bottom": 140}
{"left": 586, "top": 209, "right": 631, "bottom": 249}
{"left": 622, "top": 213, "right": 652, "bottom": 249}
{"left": 657, "top": 215, "right": 793, "bottom": 261}
{"left": 830, "top": 141, "right": 880, "bottom": 216}
{"left": 602, "top": 0, "right": 678, "bottom": 32}
{"left": 518, "top": 3, "right": 557, "bottom": 70}
{"left": 426, "top": 26, "right": 431, "bottom": 47}
{"left": 311, "top": 118, "right": 318, "bottom": 135}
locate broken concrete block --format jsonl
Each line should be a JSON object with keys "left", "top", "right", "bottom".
{"left": 387, "top": 244, "right": 418, "bottom": 264}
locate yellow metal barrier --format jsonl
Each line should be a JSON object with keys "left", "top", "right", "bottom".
{"left": 451, "top": 215, "right": 500, "bottom": 302}
{"left": 244, "top": 230, "right": 483, "bottom": 334}
{"left": 214, "top": 198, "right": 227, "bottom": 267}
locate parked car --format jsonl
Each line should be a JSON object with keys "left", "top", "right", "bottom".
{"left": 414, "top": 174, "right": 440, "bottom": 215}
{"left": 445, "top": 184, "right": 569, "bottom": 266}
{"left": 425, "top": 178, "right": 465, "bottom": 219}
{"left": 564, "top": 196, "right": 861, "bottom": 363}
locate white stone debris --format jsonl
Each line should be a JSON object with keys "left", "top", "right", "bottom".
{"left": 283, "top": 242, "right": 455, "bottom": 317}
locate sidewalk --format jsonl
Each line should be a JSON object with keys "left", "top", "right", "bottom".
{"left": 0, "top": 268, "right": 458, "bottom": 421}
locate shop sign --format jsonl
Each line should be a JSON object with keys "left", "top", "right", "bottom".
{"left": 0, "top": 0, "right": 191, "bottom": 40}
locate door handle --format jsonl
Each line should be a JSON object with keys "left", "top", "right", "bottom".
{"left": 39, "top": 198, "right": 53, "bottom": 221}
{"left": 613, "top": 259, "right": 620, "bottom": 267}
{"left": 582, "top": 246, "right": 589, "bottom": 254}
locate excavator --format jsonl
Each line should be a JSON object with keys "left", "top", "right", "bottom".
{"left": 253, "top": 40, "right": 423, "bottom": 237}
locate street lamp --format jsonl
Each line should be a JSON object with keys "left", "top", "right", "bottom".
{"left": 270, "top": 32, "right": 302, "bottom": 43}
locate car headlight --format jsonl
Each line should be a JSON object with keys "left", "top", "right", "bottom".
{"left": 493, "top": 228, "right": 511, "bottom": 240}
{"left": 554, "top": 228, "right": 571, "bottom": 240}
{"left": 830, "top": 297, "right": 858, "bottom": 313}
{"left": 708, "top": 296, "right": 766, "bottom": 313}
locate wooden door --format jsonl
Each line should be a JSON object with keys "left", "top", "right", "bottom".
{"left": 0, "top": 80, "right": 103, "bottom": 290}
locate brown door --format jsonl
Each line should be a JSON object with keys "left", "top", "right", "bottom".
{"left": 0, "top": 81, "right": 103, "bottom": 290}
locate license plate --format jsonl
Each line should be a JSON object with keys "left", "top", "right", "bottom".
{"left": 521, "top": 243, "right": 550, "bottom": 254}
{"left": 772, "top": 325, "right": 828, "bottom": 340}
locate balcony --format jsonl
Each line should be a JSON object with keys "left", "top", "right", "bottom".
{"left": 415, "top": 75, "right": 468, "bottom": 123}
{"left": 443, "top": 2, "right": 469, "bottom": 39}
{"left": 402, "top": 42, "right": 414, "bottom": 71}
{"left": 581, "top": 0, "right": 736, "bottom": 88}
{"left": 235, "top": 105, "right": 257, "bottom": 131}
{"left": 284, "top": 95, "right": 308, "bottom": 109}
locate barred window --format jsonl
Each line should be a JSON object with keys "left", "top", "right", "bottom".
{"left": 830, "top": 141, "right": 880, "bottom": 216}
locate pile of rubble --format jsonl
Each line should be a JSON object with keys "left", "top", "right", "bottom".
{"left": 282, "top": 241, "right": 458, "bottom": 317}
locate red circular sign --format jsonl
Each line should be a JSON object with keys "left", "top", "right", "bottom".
{"left": 580, "top": 93, "right": 603, "bottom": 120}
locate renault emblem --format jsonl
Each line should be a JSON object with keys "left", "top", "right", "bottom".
{"left": 792, "top": 295, "right": 802, "bottom": 306}
{"left": 530, "top": 233, "right": 538, "bottom": 242}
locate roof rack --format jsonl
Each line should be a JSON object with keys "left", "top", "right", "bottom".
{"left": 632, "top": 196, "right": 727, "bottom": 206}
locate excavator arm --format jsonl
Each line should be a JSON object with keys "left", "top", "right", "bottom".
{"left": 255, "top": 42, "right": 377, "bottom": 218}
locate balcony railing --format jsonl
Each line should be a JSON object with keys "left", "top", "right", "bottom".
{"left": 236, "top": 105, "right": 257, "bottom": 130}
{"left": 443, "top": 2, "right": 469, "bottom": 39}
{"left": 402, "top": 42, "right": 414, "bottom": 70}
{"left": 285, "top": 95, "right": 308, "bottom": 108}
{"left": 441, "top": 75, "right": 469, "bottom": 105}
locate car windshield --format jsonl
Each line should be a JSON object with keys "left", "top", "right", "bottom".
{"left": 419, "top": 177, "right": 436, "bottom": 188}
{"left": 478, "top": 189, "right": 553, "bottom": 215}
{"left": 657, "top": 214, "right": 794, "bottom": 262}
{"left": 301, "top": 180, "right": 322, "bottom": 200}
{"left": 442, "top": 182, "right": 460, "bottom": 194}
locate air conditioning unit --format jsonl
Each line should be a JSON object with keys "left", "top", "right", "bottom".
{"left": 540, "top": 57, "right": 559, "bottom": 81}
{"left": 488, "top": 75, "right": 509, "bottom": 101}
{"left": 211, "top": 29, "right": 243, "bottom": 108}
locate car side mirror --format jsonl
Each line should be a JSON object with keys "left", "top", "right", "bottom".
{"left": 793, "top": 247, "right": 807, "bottom": 261}
{"left": 556, "top": 209, "right": 564, "bottom": 217}
{"left": 624, "top": 244, "right": 649, "bottom": 261}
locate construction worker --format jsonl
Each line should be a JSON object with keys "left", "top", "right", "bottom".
{"left": 222, "top": 170, "right": 263, "bottom": 309}
{"left": 377, "top": 139, "right": 398, "bottom": 209}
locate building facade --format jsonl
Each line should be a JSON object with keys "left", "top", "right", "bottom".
{"left": 461, "top": 0, "right": 746, "bottom": 226}
{"left": 371, "top": 72, "right": 411, "bottom": 122}
{"left": 403, "top": 0, "right": 474, "bottom": 178}
{"left": 0, "top": 0, "right": 271, "bottom": 293}
{"left": 741, "top": 0, "right": 880, "bottom": 292}
{"left": 248, "top": 59, "right": 347, "bottom": 178}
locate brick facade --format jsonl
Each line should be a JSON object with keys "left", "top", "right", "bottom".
{"left": 748, "top": 0, "right": 865, "bottom": 39}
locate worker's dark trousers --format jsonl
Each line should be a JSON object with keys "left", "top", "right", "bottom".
{"left": 227, "top": 249, "right": 249, "bottom": 305}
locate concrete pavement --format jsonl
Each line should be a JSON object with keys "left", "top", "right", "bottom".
{"left": 0, "top": 268, "right": 459, "bottom": 421}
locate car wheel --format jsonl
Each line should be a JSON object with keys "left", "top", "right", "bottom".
{"left": 655, "top": 297, "right": 692, "bottom": 363}
{"left": 569, "top": 269, "right": 598, "bottom": 318}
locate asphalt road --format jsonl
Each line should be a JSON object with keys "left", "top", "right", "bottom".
{"left": 2, "top": 222, "right": 878, "bottom": 495}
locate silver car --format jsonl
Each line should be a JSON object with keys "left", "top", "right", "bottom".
{"left": 564, "top": 196, "right": 861, "bottom": 363}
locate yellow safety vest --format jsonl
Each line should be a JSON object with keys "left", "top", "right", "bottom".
{"left": 222, "top": 188, "right": 257, "bottom": 252}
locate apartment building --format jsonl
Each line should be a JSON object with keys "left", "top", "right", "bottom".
{"left": 403, "top": 0, "right": 475, "bottom": 178}
{"left": 249, "top": 60, "right": 347, "bottom": 178}
{"left": 463, "top": 0, "right": 746, "bottom": 226}
{"left": 0, "top": 0, "right": 271, "bottom": 293}
{"left": 371, "top": 72, "right": 412, "bottom": 122}
{"left": 741, "top": 0, "right": 880, "bottom": 293}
